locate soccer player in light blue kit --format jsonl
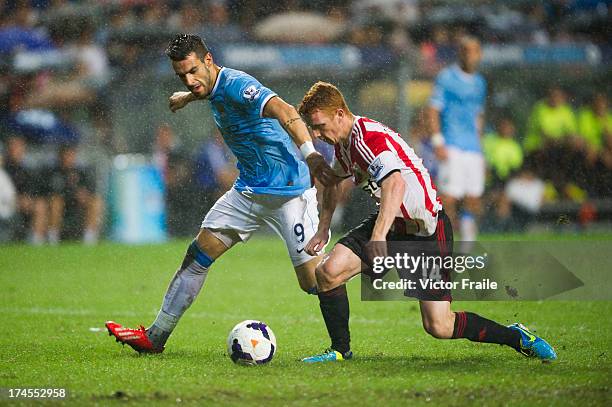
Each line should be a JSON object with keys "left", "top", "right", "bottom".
{"left": 427, "top": 36, "right": 486, "bottom": 243}
{"left": 106, "top": 34, "right": 336, "bottom": 353}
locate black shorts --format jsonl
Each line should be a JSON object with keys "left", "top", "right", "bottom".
{"left": 338, "top": 209, "right": 454, "bottom": 301}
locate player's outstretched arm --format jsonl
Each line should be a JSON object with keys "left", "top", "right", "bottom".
{"left": 304, "top": 178, "right": 344, "bottom": 256}
{"left": 263, "top": 96, "right": 337, "bottom": 186}
{"left": 169, "top": 91, "right": 199, "bottom": 112}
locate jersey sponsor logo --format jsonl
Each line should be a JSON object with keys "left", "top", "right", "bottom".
{"left": 368, "top": 157, "right": 385, "bottom": 179}
{"left": 242, "top": 85, "right": 261, "bottom": 102}
{"left": 296, "top": 248, "right": 305, "bottom": 254}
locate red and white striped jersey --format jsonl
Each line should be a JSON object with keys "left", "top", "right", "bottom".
{"left": 333, "top": 116, "right": 442, "bottom": 236}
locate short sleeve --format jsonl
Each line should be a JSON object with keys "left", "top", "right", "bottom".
{"left": 226, "top": 74, "right": 277, "bottom": 118}
{"left": 366, "top": 150, "right": 404, "bottom": 184}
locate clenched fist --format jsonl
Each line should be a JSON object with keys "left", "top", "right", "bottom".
{"left": 168, "top": 91, "right": 194, "bottom": 113}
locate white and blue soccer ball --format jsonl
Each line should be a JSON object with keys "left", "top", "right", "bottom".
{"left": 227, "top": 320, "right": 277, "bottom": 365}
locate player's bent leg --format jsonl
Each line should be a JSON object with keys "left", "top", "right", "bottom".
{"left": 315, "top": 243, "right": 362, "bottom": 291}
{"left": 419, "top": 301, "right": 557, "bottom": 360}
{"left": 293, "top": 257, "right": 320, "bottom": 295}
{"left": 195, "top": 228, "right": 234, "bottom": 259}
{"left": 303, "top": 244, "right": 361, "bottom": 363}
{"left": 261, "top": 186, "right": 320, "bottom": 294}
{"left": 419, "top": 300, "right": 455, "bottom": 339}
{"left": 106, "top": 228, "right": 232, "bottom": 353}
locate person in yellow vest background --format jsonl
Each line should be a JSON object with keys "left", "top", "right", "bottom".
{"left": 577, "top": 93, "right": 612, "bottom": 198}
{"left": 483, "top": 117, "right": 524, "bottom": 188}
{"left": 482, "top": 117, "right": 527, "bottom": 231}
{"left": 524, "top": 86, "right": 578, "bottom": 152}
{"left": 578, "top": 93, "right": 611, "bottom": 162}
{"left": 524, "top": 86, "right": 587, "bottom": 200}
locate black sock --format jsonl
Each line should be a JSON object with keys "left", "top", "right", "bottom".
{"left": 318, "top": 285, "right": 350, "bottom": 354}
{"left": 452, "top": 311, "right": 521, "bottom": 351}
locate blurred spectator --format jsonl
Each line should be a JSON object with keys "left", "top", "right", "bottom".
{"left": 67, "top": 23, "right": 110, "bottom": 90}
{"left": 502, "top": 166, "right": 547, "bottom": 232}
{"left": 352, "top": 0, "right": 420, "bottom": 25}
{"left": 200, "top": 0, "right": 246, "bottom": 44}
{"left": 22, "top": 22, "right": 108, "bottom": 111}
{"left": 524, "top": 86, "right": 578, "bottom": 153}
{"left": 0, "top": 2, "right": 54, "bottom": 55}
{"left": 152, "top": 123, "right": 181, "bottom": 183}
{"left": 524, "top": 86, "right": 585, "bottom": 196}
{"left": 151, "top": 123, "right": 199, "bottom": 237}
{"left": 483, "top": 117, "right": 524, "bottom": 189}
{"left": 523, "top": 3, "right": 551, "bottom": 45}
{"left": 579, "top": 93, "right": 612, "bottom": 198}
{"left": 3, "top": 135, "right": 47, "bottom": 244}
{"left": 420, "top": 26, "right": 455, "bottom": 75}
{"left": 47, "top": 144, "right": 103, "bottom": 244}
{"left": 410, "top": 107, "right": 439, "bottom": 179}
{"left": 348, "top": 24, "right": 384, "bottom": 46}
{"left": 166, "top": 152, "right": 201, "bottom": 237}
{"left": 142, "top": 1, "right": 171, "bottom": 28}
{"left": 482, "top": 118, "right": 525, "bottom": 232}
{"left": 168, "top": 1, "right": 205, "bottom": 33}
{"left": 578, "top": 93, "right": 611, "bottom": 158}
{"left": 597, "top": 130, "right": 612, "bottom": 197}
{"left": 193, "top": 129, "right": 237, "bottom": 205}
{"left": 0, "top": 154, "right": 17, "bottom": 242}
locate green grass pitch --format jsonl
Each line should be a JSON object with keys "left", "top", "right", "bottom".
{"left": 1, "top": 234, "right": 610, "bottom": 406}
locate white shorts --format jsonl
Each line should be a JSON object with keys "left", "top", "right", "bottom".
{"left": 437, "top": 146, "right": 485, "bottom": 199}
{"left": 201, "top": 187, "right": 320, "bottom": 267}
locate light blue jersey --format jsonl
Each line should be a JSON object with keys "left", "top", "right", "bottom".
{"left": 208, "top": 67, "right": 310, "bottom": 196}
{"left": 430, "top": 64, "right": 487, "bottom": 153}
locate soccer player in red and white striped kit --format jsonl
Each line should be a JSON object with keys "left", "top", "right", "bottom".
{"left": 297, "top": 81, "right": 556, "bottom": 363}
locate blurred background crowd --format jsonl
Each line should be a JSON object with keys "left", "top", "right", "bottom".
{"left": 0, "top": 0, "right": 610, "bottom": 244}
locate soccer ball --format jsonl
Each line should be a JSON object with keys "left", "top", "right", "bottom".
{"left": 227, "top": 320, "right": 277, "bottom": 365}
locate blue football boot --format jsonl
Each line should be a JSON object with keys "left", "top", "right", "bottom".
{"left": 509, "top": 323, "right": 557, "bottom": 361}
{"left": 301, "top": 347, "right": 353, "bottom": 363}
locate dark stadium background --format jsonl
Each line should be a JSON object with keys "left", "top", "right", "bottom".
{"left": 0, "top": 2, "right": 610, "bottom": 405}
{"left": 1, "top": 0, "right": 609, "bottom": 242}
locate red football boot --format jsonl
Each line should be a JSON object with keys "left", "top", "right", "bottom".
{"left": 105, "top": 321, "right": 164, "bottom": 354}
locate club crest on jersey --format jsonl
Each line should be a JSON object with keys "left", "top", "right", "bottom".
{"left": 242, "top": 85, "right": 261, "bottom": 102}
{"left": 368, "top": 157, "right": 385, "bottom": 179}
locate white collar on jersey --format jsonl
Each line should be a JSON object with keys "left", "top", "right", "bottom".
{"left": 208, "top": 66, "right": 225, "bottom": 99}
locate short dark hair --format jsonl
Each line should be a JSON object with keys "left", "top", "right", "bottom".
{"left": 165, "top": 34, "right": 210, "bottom": 61}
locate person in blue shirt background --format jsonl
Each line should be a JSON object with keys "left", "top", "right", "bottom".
{"left": 427, "top": 36, "right": 487, "bottom": 245}
{"left": 106, "top": 34, "right": 335, "bottom": 353}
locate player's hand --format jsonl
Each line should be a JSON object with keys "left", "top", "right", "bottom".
{"left": 305, "top": 229, "right": 330, "bottom": 256}
{"left": 168, "top": 91, "right": 192, "bottom": 113}
{"left": 434, "top": 145, "right": 448, "bottom": 161}
{"left": 365, "top": 238, "right": 388, "bottom": 266}
{"left": 306, "top": 153, "right": 338, "bottom": 187}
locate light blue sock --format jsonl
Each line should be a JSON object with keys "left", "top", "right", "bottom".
{"left": 148, "top": 241, "right": 213, "bottom": 348}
